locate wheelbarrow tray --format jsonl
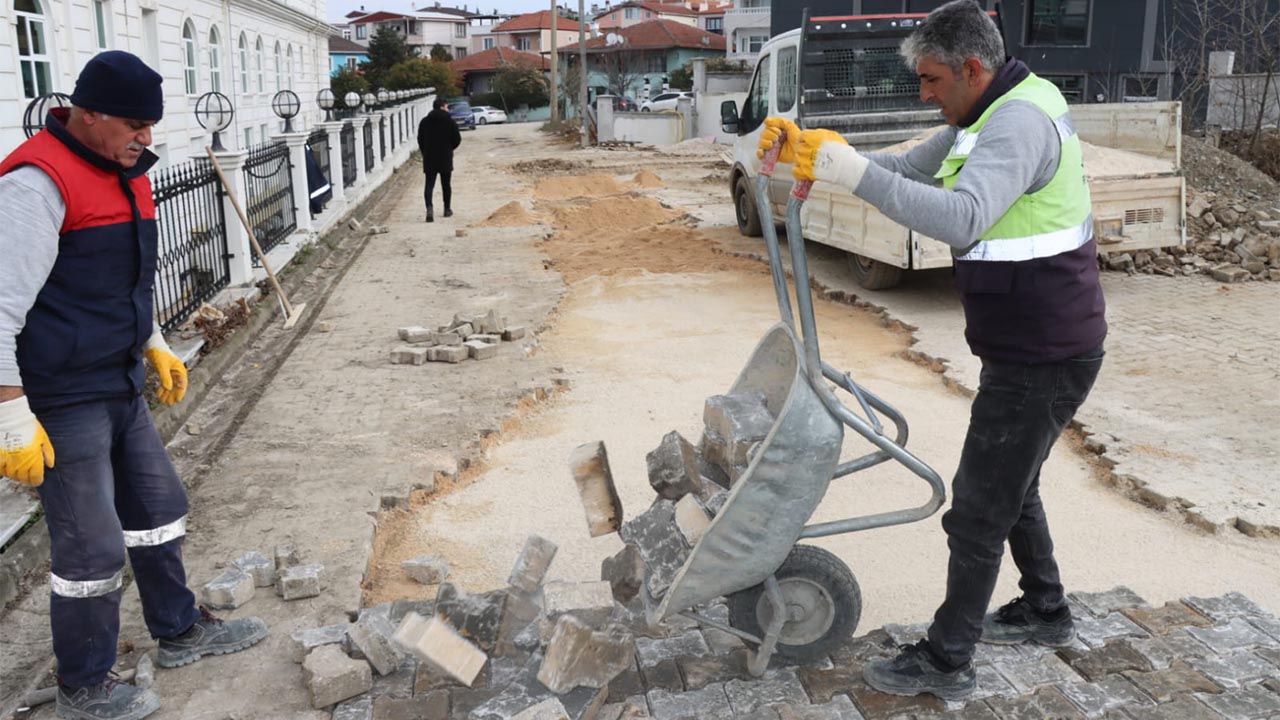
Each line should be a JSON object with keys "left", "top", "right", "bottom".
{"left": 653, "top": 322, "right": 844, "bottom": 622}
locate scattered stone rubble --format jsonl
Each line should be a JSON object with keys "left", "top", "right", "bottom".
{"left": 391, "top": 310, "right": 528, "bottom": 365}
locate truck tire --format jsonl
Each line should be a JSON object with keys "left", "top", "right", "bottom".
{"left": 735, "top": 176, "right": 763, "bottom": 237}
{"left": 846, "top": 252, "right": 904, "bottom": 290}
{"left": 727, "top": 545, "right": 861, "bottom": 665}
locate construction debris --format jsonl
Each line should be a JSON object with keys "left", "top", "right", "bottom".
{"left": 288, "top": 624, "right": 350, "bottom": 663}
{"left": 397, "top": 326, "right": 432, "bottom": 343}
{"left": 386, "top": 308, "right": 528, "bottom": 367}
{"left": 508, "top": 534, "right": 558, "bottom": 594}
{"left": 233, "top": 550, "right": 276, "bottom": 588}
{"left": 277, "top": 563, "right": 324, "bottom": 600}
{"left": 201, "top": 568, "right": 254, "bottom": 610}
{"left": 302, "top": 644, "right": 373, "bottom": 709}
{"left": 600, "top": 544, "right": 645, "bottom": 604}
{"left": 702, "top": 393, "right": 774, "bottom": 484}
{"left": 435, "top": 583, "right": 509, "bottom": 651}
{"left": 645, "top": 430, "right": 702, "bottom": 500}
{"left": 542, "top": 581, "right": 615, "bottom": 628}
{"left": 392, "top": 612, "right": 488, "bottom": 687}
{"left": 619, "top": 499, "right": 689, "bottom": 598}
{"left": 389, "top": 347, "right": 429, "bottom": 365}
{"left": 347, "top": 611, "right": 406, "bottom": 676}
{"left": 673, "top": 494, "right": 712, "bottom": 547}
{"left": 537, "top": 616, "right": 634, "bottom": 693}
{"left": 401, "top": 554, "right": 450, "bottom": 585}
{"left": 274, "top": 544, "right": 300, "bottom": 569}
{"left": 569, "top": 441, "right": 624, "bottom": 537}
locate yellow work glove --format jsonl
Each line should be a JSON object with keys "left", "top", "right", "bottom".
{"left": 144, "top": 329, "right": 188, "bottom": 406}
{"left": 795, "top": 129, "right": 870, "bottom": 190}
{"left": 756, "top": 117, "right": 801, "bottom": 163}
{"left": 0, "top": 395, "right": 55, "bottom": 486}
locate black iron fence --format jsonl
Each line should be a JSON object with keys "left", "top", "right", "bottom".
{"left": 363, "top": 119, "right": 374, "bottom": 173}
{"left": 242, "top": 141, "right": 296, "bottom": 264}
{"left": 340, "top": 121, "right": 357, "bottom": 188}
{"left": 152, "top": 159, "right": 230, "bottom": 333}
{"left": 307, "top": 128, "right": 330, "bottom": 186}
{"left": 379, "top": 118, "right": 386, "bottom": 161}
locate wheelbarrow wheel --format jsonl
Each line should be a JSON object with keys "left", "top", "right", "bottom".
{"left": 727, "top": 545, "right": 861, "bottom": 665}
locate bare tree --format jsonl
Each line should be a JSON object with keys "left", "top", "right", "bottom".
{"left": 595, "top": 43, "right": 646, "bottom": 99}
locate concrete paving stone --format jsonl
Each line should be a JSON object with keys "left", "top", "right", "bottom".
{"left": 913, "top": 703, "right": 1001, "bottom": 720}
{"left": 798, "top": 660, "right": 866, "bottom": 704}
{"left": 1120, "top": 695, "right": 1225, "bottom": 720}
{"left": 464, "top": 339, "right": 499, "bottom": 360}
{"left": 233, "top": 550, "right": 276, "bottom": 587}
{"left": 472, "top": 652, "right": 608, "bottom": 720}
{"left": 1070, "top": 588, "right": 1151, "bottom": 618}
{"left": 640, "top": 657, "right": 685, "bottom": 693}
{"left": 970, "top": 664, "right": 1020, "bottom": 701}
{"left": 495, "top": 591, "right": 543, "bottom": 658}
{"left": 985, "top": 686, "right": 1084, "bottom": 719}
{"left": 828, "top": 629, "right": 897, "bottom": 666}
{"left": 774, "top": 694, "right": 866, "bottom": 720}
{"left": 401, "top": 554, "right": 450, "bottom": 585}
{"left": 502, "top": 326, "right": 527, "bottom": 341}
{"left": 602, "top": 544, "right": 646, "bottom": 605}
{"left": 570, "top": 440, "right": 625, "bottom": 538}
{"left": 646, "top": 431, "right": 703, "bottom": 501}
{"left": 673, "top": 494, "right": 711, "bottom": 547}
{"left": 466, "top": 333, "right": 503, "bottom": 344}
{"left": 133, "top": 653, "right": 153, "bottom": 691}
{"left": 646, "top": 682, "right": 734, "bottom": 720}
{"left": 1057, "top": 676, "right": 1154, "bottom": 718}
{"left": 1184, "top": 594, "right": 1272, "bottom": 622}
{"left": 618, "top": 499, "right": 689, "bottom": 598}
{"left": 302, "top": 644, "right": 373, "bottom": 710}
{"left": 1060, "top": 641, "right": 1155, "bottom": 681}
{"left": 348, "top": 611, "right": 406, "bottom": 676}
{"left": 1125, "top": 631, "right": 1217, "bottom": 670}
{"left": 290, "top": 624, "right": 351, "bottom": 663}
{"left": 475, "top": 310, "right": 504, "bottom": 334}
{"left": 677, "top": 648, "right": 753, "bottom": 690}
{"left": 388, "top": 599, "right": 435, "bottom": 625}
{"left": 1247, "top": 617, "right": 1280, "bottom": 644}
{"left": 994, "top": 653, "right": 1084, "bottom": 694}
{"left": 389, "top": 346, "right": 429, "bottom": 365}
{"left": 883, "top": 622, "right": 929, "bottom": 647}
{"left": 371, "top": 693, "right": 448, "bottom": 720}
{"left": 736, "top": 707, "right": 784, "bottom": 720}
{"left": 609, "top": 666, "right": 646, "bottom": 704}
{"left": 971, "top": 642, "right": 1039, "bottom": 667}
{"left": 368, "top": 656, "right": 416, "bottom": 699}
{"left": 847, "top": 675, "right": 948, "bottom": 719}
{"left": 703, "top": 393, "right": 774, "bottom": 467}
{"left": 449, "top": 687, "right": 503, "bottom": 718}
{"left": 392, "top": 613, "right": 487, "bottom": 687}
{"left": 1076, "top": 613, "right": 1151, "bottom": 649}
{"left": 1187, "top": 619, "right": 1278, "bottom": 655}
{"left": 1122, "top": 602, "right": 1215, "bottom": 636}
{"left": 428, "top": 344, "right": 468, "bottom": 363}
{"left": 703, "top": 627, "right": 746, "bottom": 656}
{"left": 601, "top": 696, "right": 652, "bottom": 720}
{"left": 451, "top": 322, "right": 475, "bottom": 337}
{"left": 512, "top": 618, "right": 543, "bottom": 654}
{"left": 508, "top": 534, "right": 558, "bottom": 594}
{"left": 435, "top": 583, "right": 509, "bottom": 651}
{"left": 1123, "top": 662, "right": 1225, "bottom": 702}
{"left": 509, "top": 698, "right": 569, "bottom": 720}
{"left": 331, "top": 694, "right": 373, "bottom": 720}
{"left": 538, "top": 616, "right": 635, "bottom": 693}
{"left": 1187, "top": 651, "right": 1280, "bottom": 689}
{"left": 1196, "top": 685, "right": 1280, "bottom": 720}
{"left": 397, "top": 326, "right": 432, "bottom": 343}
{"left": 636, "top": 630, "right": 711, "bottom": 668}
{"left": 277, "top": 563, "right": 324, "bottom": 600}
{"left": 542, "top": 580, "right": 615, "bottom": 627}
{"left": 724, "top": 667, "right": 809, "bottom": 715}
{"left": 201, "top": 568, "right": 255, "bottom": 609}
{"left": 431, "top": 331, "right": 462, "bottom": 346}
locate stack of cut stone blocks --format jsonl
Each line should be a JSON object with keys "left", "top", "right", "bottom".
{"left": 391, "top": 309, "right": 528, "bottom": 365}
{"left": 200, "top": 543, "right": 324, "bottom": 610}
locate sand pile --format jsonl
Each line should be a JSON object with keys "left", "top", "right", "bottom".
{"left": 533, "top": 173, "right": 627, "bottom": 201}
{"left": 476, "top": 201, "right": 537, "bottom": 227}
{"left": 632, "top": 170, "right": 666, "bottom": 188}
{"left": 547, "top": 196, "right": 681, "bottom": 234}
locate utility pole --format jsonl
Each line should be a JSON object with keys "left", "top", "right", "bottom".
{"left": 579, "top": 0, "right": 588, "bottom": 147}
{"left": 549, "top": 0, "right": 560, "bottom": 123}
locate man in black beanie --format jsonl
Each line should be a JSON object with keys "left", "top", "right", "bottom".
{"left": 0, "top": 51, "right": 266, "bottom": 720}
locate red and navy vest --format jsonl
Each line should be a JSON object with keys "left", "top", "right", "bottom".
{"left": 0, "top": 109, "right": 160, "bottom": 410}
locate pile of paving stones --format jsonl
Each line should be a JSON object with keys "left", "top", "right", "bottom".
{"left": 391, "top": 310, "right": 527, "bottom": 365}
{"left": 1104, "top": 189, "right": 1280, "bottom": 283}
{"left": 201, "top": 543, "right": 324, "bottom": 608}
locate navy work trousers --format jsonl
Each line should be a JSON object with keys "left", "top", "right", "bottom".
{"left": 927, "top": 346, "right": 1104, "bottom": 668}
{"left": 34, "top": 395, "right": 200, "bottom": 688}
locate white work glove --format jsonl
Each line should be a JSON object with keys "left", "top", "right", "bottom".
{"left": 795, "top": 129, "right": 870, "bottom": 191}
{"left": 0, "top": 395, "right": 55, "bottom": 486}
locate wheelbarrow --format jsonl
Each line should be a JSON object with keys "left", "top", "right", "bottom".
{"left": 643, "top": 134, "right": 947, "bottom": 676}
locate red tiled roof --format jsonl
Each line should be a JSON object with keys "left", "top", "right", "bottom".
{"left": 492, "top": 9, "right": 579, "bottom": 33}
{"left": 450, "top": 46, "right": 551, "bottom": 73}
{"left": 349, "top": 11, "right": 410, "bottom": 24}
{"left": 329, "top": 35, "right": 368, "bottom": 54}
{"left": 566, "top": 19, "right": 725, "bottom": 52}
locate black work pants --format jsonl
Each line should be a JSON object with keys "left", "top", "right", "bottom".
{"left": 926, "top": 345, "right": 1104, "bottom": 668}
{"left": 425, "top": 169, "right": 452, "bottom": 212}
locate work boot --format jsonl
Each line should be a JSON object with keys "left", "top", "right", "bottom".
{"left": 56, "top": 676, "right": 160, "bottom": 720}
{"left": 156, "top": 606, "right": 268, "bottom": 668}
{"left": 863, "top": 640, "right": 976, "bottom": 700}
{"left": 981, "top": 596, "right": 1075, "bottom": 647}
{"left": 443, "top": 207, "right": 453, "bottom": 218}
{"left": 426, "top": 207, "right": 434, "bottom": 223}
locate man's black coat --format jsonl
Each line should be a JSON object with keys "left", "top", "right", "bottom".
{"left": 418, "top": 107, "right": 462, "bottom": 173}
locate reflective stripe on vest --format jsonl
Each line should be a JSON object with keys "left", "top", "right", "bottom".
{"left": 956, "top": 215, "right": 1092, "bottom": 262}
{"left": 122, "top": 515, "right": 188, "bottom": 548}
{"left": 50, "top": 570, "right": 123, "bottom": 598}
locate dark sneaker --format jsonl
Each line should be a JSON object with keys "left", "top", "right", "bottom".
{"left": 981, "top": 596, "right": 1075, "bottom": 647}
{"left": 426, "top": 208, "right": 434, "bottom": 223}
{"left": 156, "top": 606, "right": 268, "bottom": 668}
{"left": 56, "top": 676, "right": 160, "bottom": 720}
{"left": 443, "top": 208, "right": 453, "bottom": 218}
{"left": 863, "top": 640, "right": 976, "bottom": 701}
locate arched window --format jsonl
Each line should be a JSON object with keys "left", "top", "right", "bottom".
{"left": 181, "top": 20, "right": 198, "bottom": 94}
{"left": 208, "top": 26, "right": 222, "bottom": 92}
{"left": 255, "top": 37, "right": 264, "bottom": 93}
{"left": 15, "top": 0, "right": 53, "bottom": 99}
{"left": 285, "top": 45, "right": 293, "bottom": 90}
{"left": 238, "top": 33, "right": 249, "bottom": 93}
{"left": 273, "top": 41, "right": 282, "bottom": 92}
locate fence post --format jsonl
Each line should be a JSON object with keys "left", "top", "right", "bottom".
{"left": 354, "top": 117, "right": 369, "bottom": 187}
{"left": 211, "top": 149, "right": 257, "bottom": 286}
{"left": 273, "top": 131, "right": 313, "bottom": 232}
{"left": 317, "top": 120, "right": 348, "bottom": 203}
{"left": 375, "top": 112, "right": 388, "bottom": 171}
{"left": 597, "top": 95, "right": 615, "bottom": 143}
{"left": 677, "top": 96, "right": 694, "bottom": 141}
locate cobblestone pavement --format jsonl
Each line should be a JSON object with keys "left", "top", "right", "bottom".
{"left": 362, "top": 587, "right": 1280, "bottom": 719}
{"left": 711, "top": 235, "right": 1280, "bottom": 537}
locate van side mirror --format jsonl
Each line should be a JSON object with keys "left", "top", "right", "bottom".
{"left": 720, "top": 100, "right": 740, "bottom": 134}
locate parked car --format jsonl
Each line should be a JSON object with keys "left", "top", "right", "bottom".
{"left": 449, "top": 100, "right": 476, "bottom": 130}
{"left": 640, "top": 91, "right": 692, "bottom": 112}
{"left": 612, "top": 95, "right": 640, "bottom": 112}
{"left": 471, "top": 106, "right": 508, "bottom": 125}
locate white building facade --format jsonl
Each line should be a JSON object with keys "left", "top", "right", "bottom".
{"left": 723, "top": 0, "right": 769, "bottom": 62}
{"left": 1, "top": 0, "right": 334, "bottom": 164}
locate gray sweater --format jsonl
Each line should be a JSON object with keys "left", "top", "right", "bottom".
{"left": 0, "top": 166, "right": 64, "bottom": 387}
{"left": 855, "top": 100, "right": 1063, "bottom": 249}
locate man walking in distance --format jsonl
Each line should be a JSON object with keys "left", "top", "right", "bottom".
{"left": 418, "top": 96, "right": 461, "bottom": 222}
{"left": 0, "top": 51, "right": 266, "bottom": 720}
{"left": 760, "top": 0, "right": 1105, "bottom": 700}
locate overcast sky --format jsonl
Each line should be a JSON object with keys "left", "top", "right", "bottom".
{"left": 329, "top": 0, "right": 574, "bottom": 23}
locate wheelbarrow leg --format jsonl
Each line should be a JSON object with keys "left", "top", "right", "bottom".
{"left": 748, "top": 575, "right": 787, "bottom": 677}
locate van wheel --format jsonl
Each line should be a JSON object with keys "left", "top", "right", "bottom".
{"left": 846, "top": 252, "right": 903, "bottom": 290}
{"left": 735, "top": 176, "right": 763, "bottom": 237}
